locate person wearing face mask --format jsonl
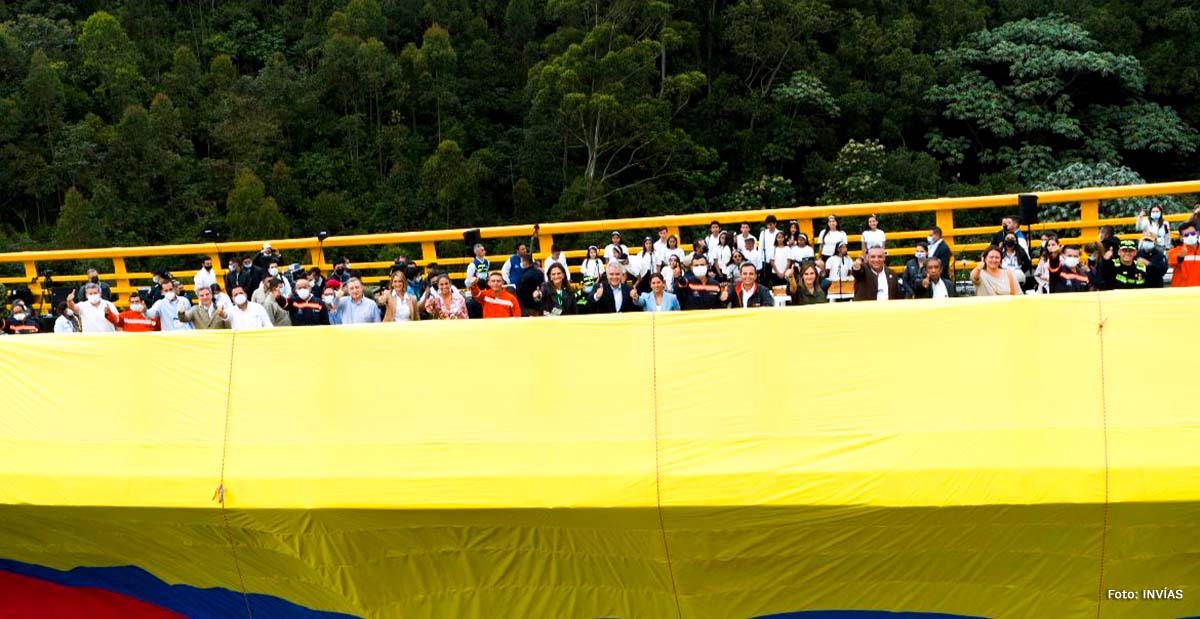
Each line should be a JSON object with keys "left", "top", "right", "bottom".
{"left": 225, "top": 285, "right": 272, "bottom": 330}
{"left": 678, "top": 255, "right": 722, "bottom": 310}
{"left": 193, "top": 256, "right": 217, "bottom": 292}
{"left": 66, "top": 282, "right": 120, "bottom": 332}
{"left": 901, "top": 241, "right": 930, "bottom": 298}
{"left": 256, "top": 260, "right": 292, "bottom": 300}
{"left": 53, "top": 301, "right": 81, "bottom": 333}
{"left": 1045, "top": 245, "right": 1092, "bottom": 293}
{"left": 179, "top": 286, "right": 230, "bottom": 329}
{"left": 252, "top": 243, "right": 281, "bottom": 272}
{"left": 1134, "top": 232, "right": 1169, "bottom": 288}
{"left": 1167, "top": 220, "right": 1200, "bottom": 287}
{"left": 74, "top": 268, "right": 113, "bottom": 302}
{"left": 1, "top": 300, "right": 41, "bottom": 334}
{"left": 117, "top": 293, "right": 159, "bottom": 332}
{"left": 240, "top": 257, "right": 265, "bottom": 294}
{"left": 1136, "top": 205, "right": 1172, "bottom": 251}
{"left": 320, "top": 286, "right": 342, "bottom": 324}
{"left": 999, "top": 233, "right": 1032, "bottom": 287}
{"left": 145, "top": 279, "right": 192, "bottom": 331}
{"left": 224, "top": 258, "right": 251, "bottom": 295}
{"left": 281, "top": 276, "right": 329, "bottom": 326}
{"left": 927, "top": 227, "right": 953, "bottom": 273}
{"left": 330, "top": 257, "right": 355, "bottom": 285}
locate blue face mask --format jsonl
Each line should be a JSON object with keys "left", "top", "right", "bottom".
{"left": 1150, "top": 211, "right": 1161, "bottom": 220}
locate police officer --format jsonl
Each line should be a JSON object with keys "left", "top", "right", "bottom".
{"left": 1100, "top": 240, "right": 1156, "bottom": 290}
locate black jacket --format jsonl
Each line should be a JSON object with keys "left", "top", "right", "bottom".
{"left": 588, "top": 280, "right": 641, "bottom": 314}
{"left": 517, "top": 266, "right": 545, "bottom": 314}
{"left": 677, "top": 275, "right": 723, "bottom": 310}
{"left": 535, "top": 282, "right": 577, "bottom": 316}
{"left": 901, "top": 259, "right": 926, "bottom": 298}
{"left": 224, "top": 268, "right": 253, "bottom": 296}
{"left": 1046, "top": 255, "right": 1092, "bottom": 293}
{"left": 726, "top": 282, "right": 774, "bottom": 308}
{"left": 1138, "top": 249, "right": 1169, "bottom": 288}
{"left": 910, "top": 276, "right": 956, "bottom": 299}
{"left": 283, "top": 295, "right": 329, "bottom": 326}
{"left": 929, "top": 240, "right": 953, "bottom": 273}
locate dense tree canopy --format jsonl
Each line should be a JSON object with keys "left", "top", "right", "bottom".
{"left": 0, "top": 0, "right": 1197, "bottom": 251}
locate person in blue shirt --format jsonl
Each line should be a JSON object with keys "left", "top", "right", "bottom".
{"left": 633, "top": 273, "right": 680, "bottom": 312}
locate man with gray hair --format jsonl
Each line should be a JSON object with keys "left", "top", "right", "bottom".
{"left": 910, "top": 257, "right": 955, "bottom": 299}
{"left": 465, "top": 243, "right": 490, "bottom": 291}
{"left": 329, "top": 277, "right": 380, "bottom": 324}
{"left": 588, "top": 263, "right": 640, "bottom": 314}
{"left": 66, "top": 282, "right": 119, "bottom": 332}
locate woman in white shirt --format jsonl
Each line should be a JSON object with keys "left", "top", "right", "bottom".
{"left": 382, "top": 271, "right": 420, "bottom": 322}
{"left": 662, "top": 235, "right": 686, "bottom": 266}
{"left": 790, "top": 233, "right": 817, "bottom": 264}
{"left": 818, "top": 215, "right": 848, "bottom": 259}
{"left": 769, "top": 233, "right": 792, "bottom": 286}
{"left": 632, "top": 237, "right": 659, "bottom": 293}
{"left": 580, "top": 245, "right": 605, "bottom": 294}
{"left": 53, "top": 302, "right": 80, "bottom": 333}
{"left": 1135, "top": 205, "right": 1172, "bottom": 251}
{"left": 861, "top": 214, "right": 886, "bottom": 252}
{"left": 661, "top": 255, "right": 684, "bottom": 292}
{"left": 714, "top": 231, "right": 733, "bottom": 276}
{"left": 823, "top": 242, "right": 854, "bottom": 289}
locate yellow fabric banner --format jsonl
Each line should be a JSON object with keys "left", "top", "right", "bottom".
{"left": 0, "top": 289, "right": 1196, "bottom": 618}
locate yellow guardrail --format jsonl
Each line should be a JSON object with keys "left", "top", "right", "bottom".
{"left": 2, "top": 180, "right": 1197, "bottom": 310}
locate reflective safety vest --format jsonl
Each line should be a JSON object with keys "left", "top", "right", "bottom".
{"left": 471, "top": 257, "right": 490, "bottom": 278}
{"left": 1111, "top": 260, "right": 1147, "bottom": 288}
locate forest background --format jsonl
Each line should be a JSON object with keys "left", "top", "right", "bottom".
{"left": 2, "top": 0, "right": 1198, "bottom": 258}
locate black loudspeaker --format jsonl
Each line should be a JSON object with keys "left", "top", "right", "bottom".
{"left": 49, "top": 286, "right": 76, "bottom": 307}
{"left": 1019, "top": 194, "right": 1039, "bottom": 225}
{"left": 463, "top": 228, "right": 481, "bottom": 255}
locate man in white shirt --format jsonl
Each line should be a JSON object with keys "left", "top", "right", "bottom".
{"left": 146, "top": 279, "right": 192, "bottom": 331}
{"left": 225, "top": 286, "right": 273, "bottom": 330}
{"left": 543, "top": 244, "right": 569, "bottom": 277}
{"left": 193, "top": 256, "right": 217, "bottom": 292}
{"left": 758, "top": 215, "right": 781, "bottom": 262}
{"left": 705, "top": 221, "right": 722, "bottom": 263}
{"left": 652, "top": 226, "right": 670, "bottom": 255}
{"left": 911, "top": 258, "right": 955, "bottom": 299}
{"left": 734, "top": 221, "right": 754, "bottom": 250}
{"left": 67, "top": 282, "right": 119, "bottom": 332}
{"left": 850, "top": 246, "right": 900, "bottom": 301}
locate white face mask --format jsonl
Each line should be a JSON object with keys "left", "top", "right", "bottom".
{"left": 1184, "top": 234, "right": 1199, "bottom": 247}
{"left": 130, "top": 303, "right": 144, "bottom": 312}
{"left": 322, "top": 294, "right": 336, "bottom": 305}
{"left": 1139, "top": 241, "right": 1155, "bottom": 251}
{"left": 296, "top": 288, "right": 312, "bottom": 300}
{"left": 692, "top": 265, "right": 707, "bottom": 277}
{"left": 1063, "top": 256, "right": 1081, "bottom": 268}
{"left": 914, "top": 251, "right": 927, "bottom": 260}
{"left": 65, "top": 309, "right": 74, "bottom": 317}
{"left": 164, "top": 291, "right": 177, "bottom": 301}
{"left": 268, "top": 267, "right": 279, "bottom": 276}
{"left": 87, "top": 293, "right": 101, "bottom": 304}
{"left": 233, "top": 293, "right": 247, "bottom": 306}
{"left": 927, "top": 235, "right": 935, "bottom": 244}
{"left": 13, "top": 313, "right": 26, "bottom": 321}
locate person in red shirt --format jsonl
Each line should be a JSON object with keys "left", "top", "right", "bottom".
{"left": 1168, "top": 220, "right": 1200, "bottom": 287}
{"left": 117, "top": 293, "right": 159, "bottom": 332}
{"left": 469, "top": 272, "right": 522, "bottom": 318}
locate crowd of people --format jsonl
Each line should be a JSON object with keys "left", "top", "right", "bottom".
{"left": 4, "top": 206, "right": 1200, "bottom": 334}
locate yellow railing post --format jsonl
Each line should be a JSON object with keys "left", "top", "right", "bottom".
{"left": 539, "top": 233, "right": 555, "bottom": 259}
{"left": 798, "top": 219, "right": 814, "bottom": 243}
{"left": 421, "top": 242, "right": 438, "bottom": 265}
{"left": 936, "top": 209, "right": 955, "bottom": 251}
{"left": 308, "top": 246, "right": 325, "bottom": 270}
{"left": 112, "top": 257, "right": 130, "bottom": 299}
{"left": 23, "top": 261, "right": 41, "bottom": 313}
{"left": 1079, "top": 199, "right": 1100, "bottom": 245}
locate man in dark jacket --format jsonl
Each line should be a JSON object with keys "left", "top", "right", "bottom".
{"left": 910, "top": 257, "right": 955, "bottom": 299}
{"left": 722, "top": 263, "right": 774, "bottom": 308}
{"left": 1100, "top": 240, "right": 1157, "bottom": 289}
{"left": 281, "top": 276, "right": 329, "bottom": 326}
{"left": 588, "top": 263, "right": 641, "bottom": 314}
{"left": 677, "top": 256, "right": 723, "bottom": 310}
{"left": 516, "top": 255, "right": 545, "bottom": 317}
{"left": 74, "top": 268, "right": 113, "bottom": 302}
{"left": 1046, "top": 246, "right": 1092, "bottom": 293}
{"left": 224, "top": 259, "right": 252, "bottom": 295}
{"left": 927, "top": 227, "right": 953, "bottom": 274}
{"left": 1136, "top": 232, "right": 1169, "bottom": 288}
{"left": 851, "top": 247, "right": 901, "bottom": 301}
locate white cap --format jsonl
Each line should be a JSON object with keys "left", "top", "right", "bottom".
{"left": 263, "top": 243, "right": 272, "bottom": 250}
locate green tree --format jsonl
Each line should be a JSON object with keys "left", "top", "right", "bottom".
{"left": 77, "top": 11, "right": 146, "bottom": 117}
{"left": 226, "top": 168, "right": 290, "bottom": 240}
{"left": 53, "top": 186, "right": 104, "bottom": 248}
{"left": 927, "top": 14, "right": 1198, "bottom": 184}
